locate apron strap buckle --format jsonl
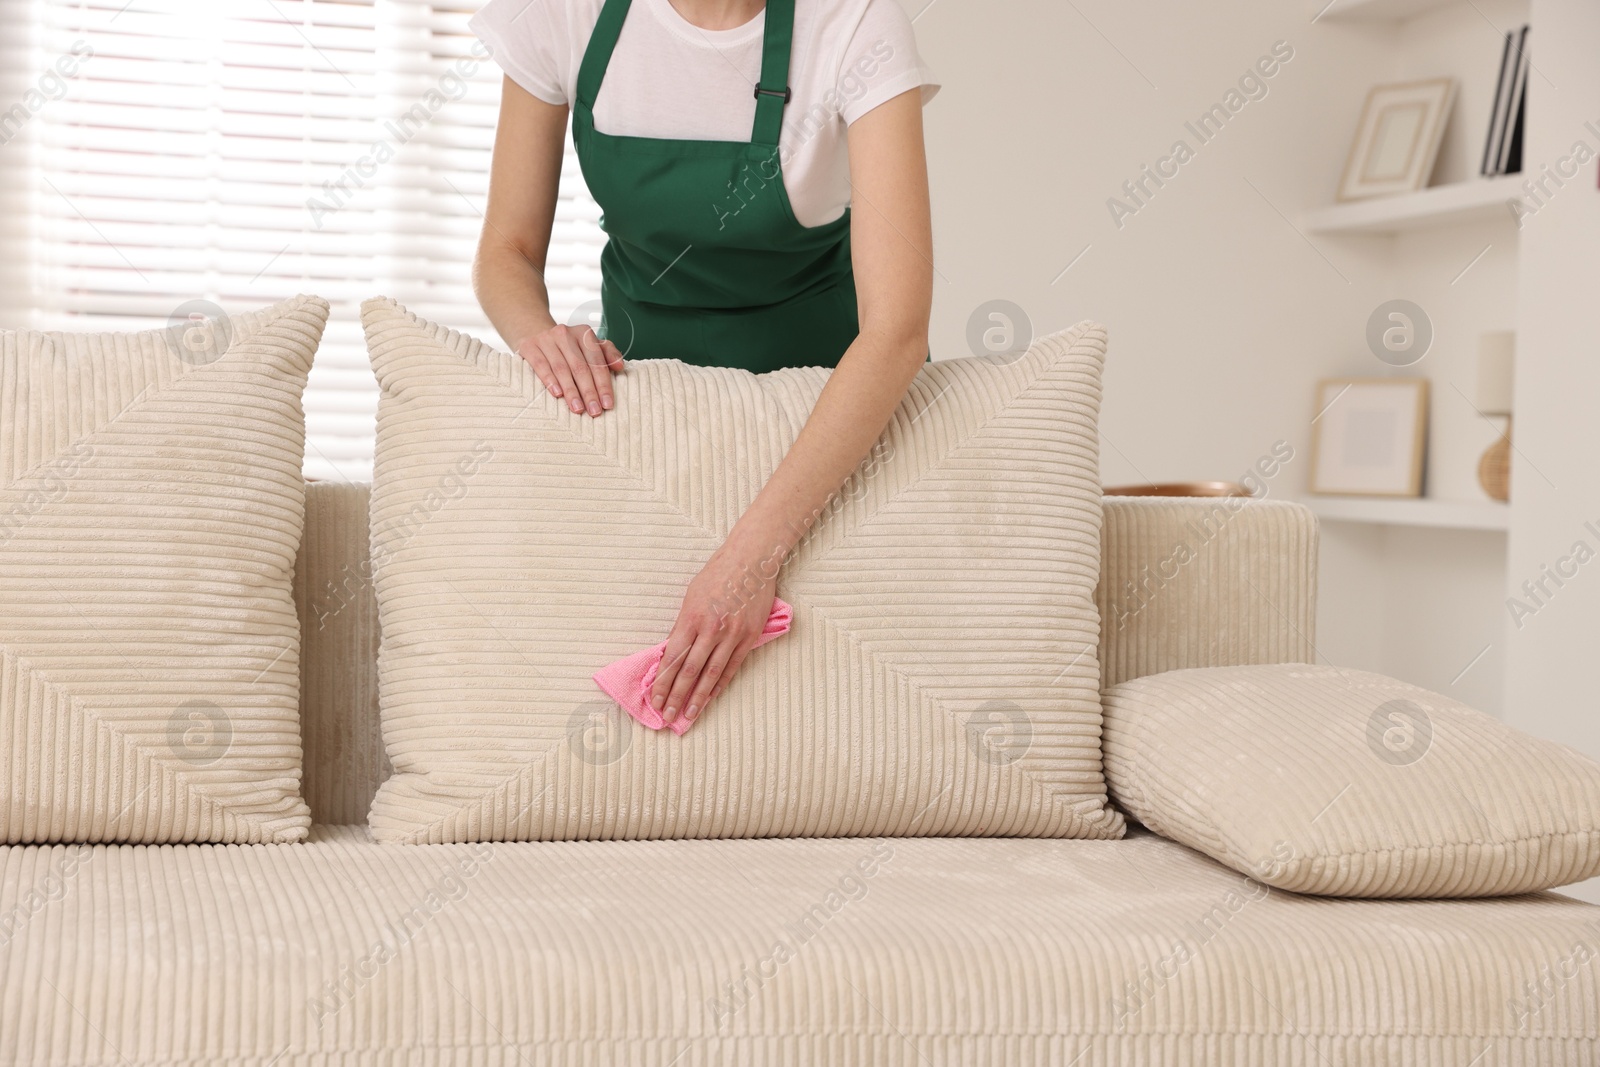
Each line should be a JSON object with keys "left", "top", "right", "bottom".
{"left": 754, "top": 85, "right": 793, "bottom": 104}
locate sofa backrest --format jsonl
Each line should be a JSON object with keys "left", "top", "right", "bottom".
{"left": 292, "top": 481, "right": 388, "bottom": 826}
{"left": 291, "top": 483, "right": 1318, "bottom": 825}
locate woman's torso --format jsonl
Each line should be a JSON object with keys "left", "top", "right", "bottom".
{"left": 470, "top": 0, "right": 938, "bottom": 229}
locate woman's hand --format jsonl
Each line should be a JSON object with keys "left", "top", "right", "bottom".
{"left": 518, "top": 322, "right": 624, "bottom": 417}
{"left": 651, "top": 546, "right": 779, "bottom": 727}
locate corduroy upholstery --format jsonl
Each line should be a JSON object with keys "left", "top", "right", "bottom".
{"left": 291, "top": 488, "right": 1323, "bottom": 827}
{"left": 1095, "top": 495, "right": 1318, "bottom": 687}
{"left": 358, "top": 301, "right": 1122, "bottom": 844}
{"left": 1104, "top": 664, "right": 1600, "bottom": 897}
{"left": 4, "top": 480, "right": 1597, "bottom": 1064}
{"left": 3, "top": 825, "right": 1596, "bottom": 1065}
{"left": 0, "top": 296, "right": 327, "bottom": 845}
{"left": 292, "top": 479, "right": 388, "bottom": 828}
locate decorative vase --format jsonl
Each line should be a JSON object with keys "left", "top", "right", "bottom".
{"left": 1478, "top": 416, "right": 1511, "bottom": 502}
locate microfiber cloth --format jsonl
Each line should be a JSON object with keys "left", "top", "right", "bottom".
{"left": 593, "top": 599, "right": 793, "bottom": 736}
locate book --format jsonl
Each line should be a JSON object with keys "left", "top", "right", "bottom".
{"left": 1502, "top": 78, "right": 1526, "bottom": 175}
{"left": 1481, "top": 31, "right": 1513, "bottom": 176}
{"left": 1495, "top": 26, "right": 1530, "bottom": 175}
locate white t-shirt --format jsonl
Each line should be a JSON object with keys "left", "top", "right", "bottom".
{"left": 469, "top": 0, "right": 940, "bottom": 228}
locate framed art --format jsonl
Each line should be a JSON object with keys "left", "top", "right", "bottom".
{"left": 1310, "top": 378, "right": 1430, "bottom": 497}
{"left": 1337, "top": 78, "right": 1456, "bottom": 201}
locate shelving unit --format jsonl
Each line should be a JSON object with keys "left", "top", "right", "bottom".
{"left": 1304, "top": 174, "right": 1523, "bottom": 234}
{"left": 1312, "top": 0, "right": 1461, "bottom": 23}
{"left": 1303, "top": 0, "right": 1528, "bottom": 716}
{"left": 1305, "top": 496, "right": 1510, "bottom": 531}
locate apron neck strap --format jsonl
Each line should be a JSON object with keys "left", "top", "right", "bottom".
{"left": 576, "top": 0, "right": 795, "bottom": 148}
{"left": 751, "top": 0, "right": 795, "bottom": 148}
{"left": 575, "top": 0, "right": 633, "bottom": 115}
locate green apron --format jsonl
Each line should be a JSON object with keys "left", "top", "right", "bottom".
{"left": 572, "top": 0, "right": 860, "bottom": 373}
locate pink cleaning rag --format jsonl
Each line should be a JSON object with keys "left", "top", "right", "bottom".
{"left": 593, "top": 599, "right": 794, "bottom": 736}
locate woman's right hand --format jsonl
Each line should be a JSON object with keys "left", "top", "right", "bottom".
{"left": 517, "top": 322, "right": 625, "bottom": 417}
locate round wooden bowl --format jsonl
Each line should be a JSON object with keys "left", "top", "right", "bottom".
{"left": 1102, "top": 481, "right": 1252, "bottom": 498}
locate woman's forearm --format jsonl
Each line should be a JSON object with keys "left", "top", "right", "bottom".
{"left": 473, "top": 80, "right": 569, "bottom": 355}
{"left": 474, "top": 238, "right": 558, "bottom": 353}
{"left": 720, "top": 325, "right": 928, "bottom": 577}
{"left": 719, "top": 91, "right": 934, "bottom": 585}
{"left": 635, "top": 88, "right": 932, "bottom": 721}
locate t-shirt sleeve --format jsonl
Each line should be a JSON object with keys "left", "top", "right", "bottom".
{"left": 836, "top": 0, "right": 942, "bottom": 126}
{"left": 468, "top": 0, "right": 572, "bottom": 106}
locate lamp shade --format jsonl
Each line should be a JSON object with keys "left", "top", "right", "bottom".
{"left": 1477, "top": 331, "right": 1515, "bottom": 416}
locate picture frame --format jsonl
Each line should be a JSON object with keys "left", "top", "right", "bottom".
{"left": 1309, "top": 378, "right": 1430, "bottom": 497}
{"left": 1337, "top": 78, "right": 1456, "bottom": 201}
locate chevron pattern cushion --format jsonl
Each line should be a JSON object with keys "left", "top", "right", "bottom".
{"left": 0, "top": 295, "right": 326, "bottom": 844}
{"left": 361, "top": 298, "right": 1124, "bottom": 844}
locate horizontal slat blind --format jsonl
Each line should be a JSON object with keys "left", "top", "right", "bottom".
{"left": 0, "top": 0, "right": 39, "bottom": 328}
{"left": 16, "top": 0, "right": 603, "bottom": 481}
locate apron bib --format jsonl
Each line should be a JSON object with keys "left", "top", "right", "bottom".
{"left": 571, "top": 0, "right": 860, "bottom": 373}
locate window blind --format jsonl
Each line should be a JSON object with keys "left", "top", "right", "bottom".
{"left": 0, "top": 0, "right": 40, "bottom": 326}
{"left": 12, "top": 0, "right": 604, "bottom": 482}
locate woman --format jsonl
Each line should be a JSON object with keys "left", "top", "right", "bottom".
{"left": 470, "top": 0, "right": 938, "bottom": 728}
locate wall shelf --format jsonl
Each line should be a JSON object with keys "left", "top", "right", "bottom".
{"left": 1304, "top": 175, "right": 1524, "bottom": 234}
{"left": 1306, "top": 496, "right": 1510, "bottom": 531}
{"left": 1311, "top": 0, "right": 1462, "bottom": 23}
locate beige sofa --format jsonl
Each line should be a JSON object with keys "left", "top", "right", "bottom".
{"left": 3, "top": 484, "right": 1595, "bottom": 1066}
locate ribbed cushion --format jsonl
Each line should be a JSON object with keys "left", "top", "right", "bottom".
{"left": 2, "top": 827, "right": 1595, "bottom": 1065}
{"left": 1103, "top": 664, "right": 1600, "bottom": 897}
{"left": 360, "top": 297, "right": 1122, "bottom": 844}
{"left": 0, "top": 295, "right": 327, "bottom": 844}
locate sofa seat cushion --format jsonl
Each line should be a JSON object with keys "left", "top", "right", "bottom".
{"left": 3, "top": 829, "right": 1595, "bottom": 1066}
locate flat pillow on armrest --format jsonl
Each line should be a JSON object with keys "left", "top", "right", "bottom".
{"left": 1102, "top": 664, "right": 1600, "bottom": 898}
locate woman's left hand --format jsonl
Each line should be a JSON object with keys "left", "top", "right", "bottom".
{"left": 651, "top": 546, "right": 778, "bottom": 728}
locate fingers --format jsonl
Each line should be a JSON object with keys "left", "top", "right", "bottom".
{"left": 520, "top": 341, "right": 563, "bottom": 400}
{"left": 654, "top": 626, "right": 718, "bottom": 726}
{"left": 679, "top": 640, "right": 738, "bottom": 727}
{"left": 578, "top": 328, "right": 615, "bottom": 412}
{"left": 521, "top": 325, "right": 619, "bottom": 418}
{"left": 537, "top": 335, "right": 582, "bottom": 411}
{"left": 551, "top": 329, "right": 605, "bottom": 417}
{"left": 683, "top": 642, "right": 752, "bottom": 726}
{"left": 651, "top": 638, "right": 684, "bottom": 718}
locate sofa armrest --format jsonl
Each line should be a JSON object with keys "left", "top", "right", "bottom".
{"left": 1096, "top": 497, "right": 1318, "bottom": 687}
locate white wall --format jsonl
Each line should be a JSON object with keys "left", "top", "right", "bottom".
{"left": 1514, "top": 0, "right": 1600, "bottom": 908}
{"left": 905, "top": 0, "right": 1524, "bottom": 705}
{"left": 909, "top": 1, "right": 1387, "bottom": 500}
{"left": 1510, "top": 0, "right": 1600, "bottom": 758}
